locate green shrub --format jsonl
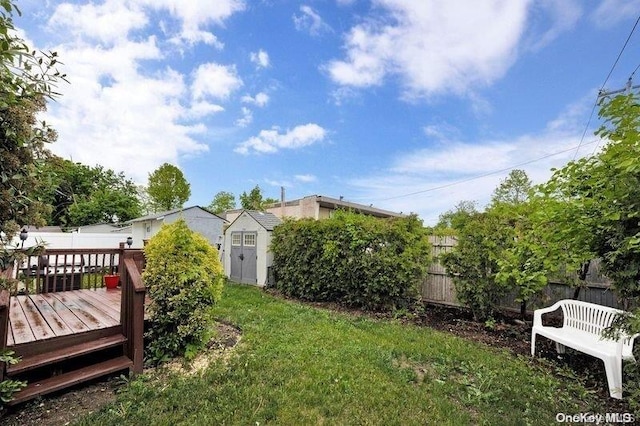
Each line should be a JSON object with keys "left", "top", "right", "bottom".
{"left": 270, "top": 211, "right": 431, "bottom": 311}
{"left": 143, "top": 218, "right": 224, "bottom": 363}
{"left": 0, "top": 350, "right": 26, "bottom": 407}
{"left": 440, "top": 212, "right": 512, "bottom": 322}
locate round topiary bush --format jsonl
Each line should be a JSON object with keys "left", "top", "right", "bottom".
{"left": 143, "top": 218, "right": 224, "bottom": 363}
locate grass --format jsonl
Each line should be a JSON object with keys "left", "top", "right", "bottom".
{"left": 77, "top": 283, "right": 603, "bottom": 425}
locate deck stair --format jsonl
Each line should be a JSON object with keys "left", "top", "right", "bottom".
{"left": 6, "top": 328, "right": 133, "bottom": 405}
{"left": 0, "top": 246, "right": 147, "bottom": 406}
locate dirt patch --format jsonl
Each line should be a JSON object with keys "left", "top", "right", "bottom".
{"left": 0, "top": 322, "right": 242, "bottom": 426}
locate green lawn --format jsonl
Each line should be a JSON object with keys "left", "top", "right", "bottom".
{"left": 78, "top": 283, "right": 602, "bottom": 425}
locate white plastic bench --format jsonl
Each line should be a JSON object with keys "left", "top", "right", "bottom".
{"left": 531, "top": 299, "right": 638, "bottom": 399}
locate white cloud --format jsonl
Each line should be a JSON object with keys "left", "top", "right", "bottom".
{"left": 591, "top": 0, "right": 640, "bottom": 27}
{"left": 235, "top": 123, "right": 327, "bottom": 155}
{"left": 235, "top": 107, "right": 253, "bottom": 127}
{"left": 47, "top": 60, "right": 209, "bottom": 183}
{"left": 265, "top": 178, "right": 291, "bottom": 188}
{"left": 48, "top": 1, "right": 148, "bottom": 44}
{"left": 326, "top": 1, "right": 531, "bottom": 99}
{"left": 293, "top": 5, "right": 332, "bottom": 36}
{"left": 241, "top": 92, "right": 269, "bottom": 107}
{"left": 527, "top": 0, "right": 582, "bottom": 51}
{"left": 191, "top": 63, "right": 243, "bottom": 100}
{"left": 38, "top": 1, "right": 245, "bottom": 184}
{"left": 250, "top": 49, "right": 270, "bottom": 68}
{"left": 295, "top": 174, "right": 317, "bottom": 183}
{"left": 347, "top": 99, "right": 600, "bottom": 224}
{"left": 185, "top": 101, "right": 224, "bottom": 119}
{"left": 137, "top": 0, "right": 245, "bottom": 46}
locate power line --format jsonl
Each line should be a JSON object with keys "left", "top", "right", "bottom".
{"left": 630, "top": 62, "right": 640, "bottom": 81}
{"left": 375, "top": 139, "right": 599, "bottom": 202}
{"left": 572, "top": 14, "right": 640, "bottom": 160}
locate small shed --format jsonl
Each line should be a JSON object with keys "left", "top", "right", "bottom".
{"left": 223, "top": 210, "right": 281, "bottom": 286}
{"left": 128, "top": 206, "right": 226, "bottom": 249}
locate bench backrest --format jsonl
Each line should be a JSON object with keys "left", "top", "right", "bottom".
{"left": 559, "top": 300, "right": 620, "bottom": 335}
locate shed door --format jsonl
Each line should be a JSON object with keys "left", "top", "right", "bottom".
{"left": 230, "top": 232, "right": 257, "bottom": 284}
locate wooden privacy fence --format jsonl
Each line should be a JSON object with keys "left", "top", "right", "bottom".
{"left": 422, "top": 236, "right": 620, "bottom": 311}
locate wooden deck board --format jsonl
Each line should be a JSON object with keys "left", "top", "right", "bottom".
{"left": 79, "top": 290, "right": 121, "bottom": 322}
{"left": 49, "top": 291, "right": 119, "bottom": 330}
{"left": 7, "top": 318, "right": 14, "bottom": 346}
{"left": 40, "top": 293, "right": 91, "bottom": 334}
{"left": 9, "top": 296, "right": 36, "bottom": 345}
{"left": 20, "top": 296, "right": 55, "bottom": 341}
{"left": 30, "top": 294, "right": 75, "bottom": 337}
{"left": 8, "top": 288, "right": 122, "bottom": 347}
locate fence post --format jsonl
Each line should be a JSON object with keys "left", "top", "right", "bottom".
{"left": 0, "top": 288, "right": 9, "bottom": 381}
{"left": 118, "top": 242, "right": 125, "bottom": 283}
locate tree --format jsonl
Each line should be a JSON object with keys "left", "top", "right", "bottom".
{"left": 0, "top": 1, "right": 65, "bottom": 402}
{"left": 433, "top": 200, "right": 478, "bottom": 234}
{"left": 35, "top": 157, "right": 142, "bottom": 227}
{"left": 490, "top": 169, "right": 532, "bottom": 206}
{"left": 0, "top": 0, "right": 65, "bottom": 245}
{"left": 146, "top": 163, "right": 191, "bottom": 212}
{"left": 540, "top": 93, "right": 640, "bottom": 306}
{"left": 239, "top": 185, "right": 278, "bottom": 210}
{"left": 208, "top": 191, "right": 236, "bottom": 214}
{"left": 487, "top": 170, "right": 548, "bottom": 318}
{"left": 68, "top": 187, "right": 141, "bottom": 226}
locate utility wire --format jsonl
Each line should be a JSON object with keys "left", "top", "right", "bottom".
{"left": 630, "top": 62, "right": 640, "bottom": 81}
{"left": 572, "top": 14, "right": 640, "bottom": 160}
{"left": 375, "top": 139, "right": 599, "bottom": 202}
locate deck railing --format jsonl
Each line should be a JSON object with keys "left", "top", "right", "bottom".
{"left": 0, "top": 287, "right": 9, "bottom": 382}
{"left": 119, "top": 245, "right": 146, "bottom": 374}
{"left": 10, "top": 248, "right": 121, "bottom": 295}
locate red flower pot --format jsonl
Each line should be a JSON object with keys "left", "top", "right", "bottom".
{"left": 104, "top": 274, "right": 119, "bottom": 289}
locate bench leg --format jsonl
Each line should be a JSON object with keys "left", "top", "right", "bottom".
{"left": 555, "top": 342, "right": 566, "bottom": 354}
{"left": 603, "top": 356, "right": 623, "bottom": 399}
{"left": 531, "top": 332, "right": 537, "bottom": 356}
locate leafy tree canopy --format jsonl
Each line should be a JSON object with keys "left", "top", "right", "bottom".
{"left": 490, "top": 169, "right": 532, "bottom": 206}
{"left": 0, "top": 0, "right": 65, "bottom": 244}
{"left": 147, "top": 163, "right": 191, "bottom": 212}
{"left": 208, "top": 191, "right": 236, "bottom": 214}
{"left": 35, "top": 157, "right": 141, "bottom": 227}
{"left": 539, "top": 92, "right": 640, "bottom": 304}
{"left": 433, "top": 200, "right": 478, "bottom": 234}
{"left": 240, "top": 185, "right": 278, "bottom": 211}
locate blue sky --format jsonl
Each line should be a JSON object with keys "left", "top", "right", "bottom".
{"left": 15, "top": 0, "right": 640, "bottom": 224}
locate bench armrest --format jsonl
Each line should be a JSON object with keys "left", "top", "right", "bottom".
{"left": 615, "top": 332, "right": 640, "bottom": 359}
{"left": 533, "top": 301, "right": 563, "bottom": 328}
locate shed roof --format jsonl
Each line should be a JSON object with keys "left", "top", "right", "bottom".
{"left": 229, "top": 210, "right": 282, "bottom": 231}
{"left": 127, "top": 206, "right": 226, "bottom": 223}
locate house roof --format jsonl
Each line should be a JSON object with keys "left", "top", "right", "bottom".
{"left": 127, "top": 206, "right": 226, "bottom": 223}
{"left": 229, "top": 210, "right": 282, "bottom": 231}
{"left": 76, "top": 223, "right": 132, "bottom": 233}
{"left": 265, "top": 195, "right": 405, "bottom": 218}
{"left": 312, "top": 195, "right": 404, "bottom": 218}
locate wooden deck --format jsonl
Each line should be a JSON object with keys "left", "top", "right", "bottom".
{"left": 8, "top": 288, "right": 123, "bottom": 347}
{"left": 0, "top": 247, "right": 148, "bottom": 404}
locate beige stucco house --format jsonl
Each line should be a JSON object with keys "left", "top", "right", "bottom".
{"left": 224, "top": 195, "right": 404, "bottom": 223}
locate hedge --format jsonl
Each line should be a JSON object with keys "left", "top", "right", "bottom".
{"left": 270, "top": 211, "right": 431, "bottom": 311}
